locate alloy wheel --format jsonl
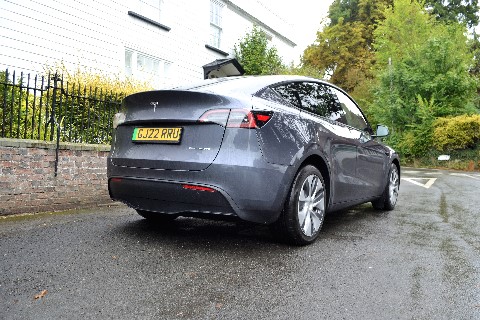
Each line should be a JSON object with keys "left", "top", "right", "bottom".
{"left": 297, "top": 174, "right": 325, "bottom": 237}
{"left": 388, "top": 166, "right": 400, "bottom": 206}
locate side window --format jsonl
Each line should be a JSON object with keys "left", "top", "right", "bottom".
{"left": 296, "top": 82, "right": 347, "bottom": 123}
{"left": 257, "top": 87, "right": 287, "bottom": 105}
{"left": 332, "top": 88, "right": 368, "bottom": 131}
{"left": 272, "top": 83, "right": 301, "bottom": 108}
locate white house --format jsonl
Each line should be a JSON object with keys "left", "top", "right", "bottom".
{"left": 0, "top": 0, "right": 297, "bottom": 88}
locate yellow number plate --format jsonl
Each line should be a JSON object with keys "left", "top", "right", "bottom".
{"left": 132, "top": 127, "right": 182, "bottom": 143}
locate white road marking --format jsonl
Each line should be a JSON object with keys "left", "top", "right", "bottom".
{"left": 402, "top": 170, "right": 420, "bottom": 175}
{"left": 402, "top": 170, "right": 442, "bottom": 175}
{"left": 450, "top": 173, "right": 480, "bottom": 180}
{"left": 401, "top": 178, "right": 437, "bottom": 189}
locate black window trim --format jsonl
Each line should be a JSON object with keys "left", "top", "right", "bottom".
{"left": 205, "top": 44, "right": 229, "bottom": 57}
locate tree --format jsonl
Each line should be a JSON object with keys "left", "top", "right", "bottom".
{"left": 302, "top": 0, "right": 393, "bottom": 94}
{"left": 424, "top": 0, "right": 479, "bottom": 28}
{"left": 369, "top": 0, "right": 478, "bottom": 157}
{"left": 234, "top": 26, "right": 284, "bottom": 75}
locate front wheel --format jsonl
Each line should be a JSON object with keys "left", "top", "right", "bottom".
{"left": 372, "top": 163, "right": 399, "bottom": 210}
{"left": 272, "top": 165, "right": 326, "bottom": 246}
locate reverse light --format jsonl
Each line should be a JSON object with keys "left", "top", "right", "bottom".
{"left": 198, "top": 109, "right": 230, "bottom": 126}
{"left": 113, "top": 112, "right": 126, "bottom": 129}
{"left": 198, "top": 109, "right": 272, "bottom": 129}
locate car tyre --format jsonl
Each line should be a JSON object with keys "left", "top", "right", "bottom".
{"left": 136, "top": 210, "right": 178, "bottom": 222}
{"left": 272, "top": 165, "right": 326, "bottom": 246}
{"left": 372, "top": 163, "right": 399, "bottom": 211}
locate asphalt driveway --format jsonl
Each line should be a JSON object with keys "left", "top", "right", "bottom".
{"left": 0, "top": 168, "right": 479, "bottom": 319}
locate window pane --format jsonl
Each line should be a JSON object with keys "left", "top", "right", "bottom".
{"left": 273, "top": 83, "right": 301, "bottom": 108}
{"left": 299, "top": 83, "right": 345, "bottom": 122}
{"left": 258, "top": 87, "right": 287, "bottom": 105}
{"left": 138, "top": 0, "right": 161, "bottom": 21}
{"left": 124, "top": 47, "right": 172, "bottom": 88}
{"left": 209, "top": 25, "right": 221, "bottom": 48}
{"left": 333, "top": 88, "right": 368, "bottom": 130}
{"left": 210, "top": 0, "right": 222, "bottom": 26}
{"left": 125, "top": 50, "right": 133, "bottom": 76}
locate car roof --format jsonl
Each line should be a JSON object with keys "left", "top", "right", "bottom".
{"left": 172, "top": 75, "right": 334, "bottom": 96}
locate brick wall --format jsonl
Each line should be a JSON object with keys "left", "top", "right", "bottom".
{"left": 0, "top": 138, "right": 113, "bottom": 215}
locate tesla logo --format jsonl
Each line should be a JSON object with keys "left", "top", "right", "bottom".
{"left": 150, "top": 101, "right": 158, "bottom": 112}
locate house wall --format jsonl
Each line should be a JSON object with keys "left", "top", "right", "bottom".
{"left": 0, "top": 0, "right": 297, "bottom": 88}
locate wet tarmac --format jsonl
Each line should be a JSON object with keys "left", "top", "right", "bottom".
{"left": 0, "top": 168, "right": 479, "bottom": 319}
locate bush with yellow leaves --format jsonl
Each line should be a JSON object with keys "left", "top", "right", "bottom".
{"left": 40, "top": 63, "right": 154, "bottom": 144}
{"left": 433, "top": 114, "right": 480, "bottom": 151}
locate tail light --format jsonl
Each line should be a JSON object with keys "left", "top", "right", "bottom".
{"left": 199, "top": 109, "right": 272, "bottom": 129}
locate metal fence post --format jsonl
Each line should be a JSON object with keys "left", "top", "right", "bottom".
{"left": 50, "top": 73, "right": 61, "bottom": 177}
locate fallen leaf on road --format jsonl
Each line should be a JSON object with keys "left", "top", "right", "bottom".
{"left": 34, "top": 290, "right": 48, "bottom": 300}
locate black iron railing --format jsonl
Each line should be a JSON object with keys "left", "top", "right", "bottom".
{"left": 0, "top": 69, "right": 123, "bottom": 144}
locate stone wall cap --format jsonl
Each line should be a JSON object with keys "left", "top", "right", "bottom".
{"left": 0, "top": 138, "right": 110, "bottom": 152}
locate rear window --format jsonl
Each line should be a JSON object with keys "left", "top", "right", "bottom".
{"left": 174, "top": 76, "right": 295, "bottom": 96}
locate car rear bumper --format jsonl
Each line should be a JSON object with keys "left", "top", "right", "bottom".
{"left": 107, "top": 162, "right": 292, "bottom": 224}
{"left": 109, "top": 177, "right": 236, "bottom": 217}
{"left": 107, "top": 129, "right": 296, "bottom": 224}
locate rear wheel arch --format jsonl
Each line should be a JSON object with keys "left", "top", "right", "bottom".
{"left": 297, "top": 154, "right": 331, "bottom": 208}
{"left": 392, "top": 159, "right": 400, "bottom": 181}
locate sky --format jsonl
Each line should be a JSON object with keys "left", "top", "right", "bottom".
{"left": 256, "top": 0, "right": 335, "bottom": 61}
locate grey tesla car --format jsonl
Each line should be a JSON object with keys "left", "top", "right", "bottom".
{"left": 107, "top": 75, "right": 400, "bottom": 245}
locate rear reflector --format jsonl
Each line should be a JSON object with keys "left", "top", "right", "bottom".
{"left": 110, "top": 178, "right": 122, "bottom": 183}
{"left": 182, "top": 184, "right": 216, "bottom": 192}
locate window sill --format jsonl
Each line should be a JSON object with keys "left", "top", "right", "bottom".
{"left": 128, "top": 11, "right": 171, "bottom": 31}
{"left": 205, "top": 44, "right": 228, "bottom": 57}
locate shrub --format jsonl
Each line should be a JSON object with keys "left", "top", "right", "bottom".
{"left": 41, "top": 63, "right": 153, "bottom": 144}
{"left": 433, "top": 114, "right": 480, "bottom": 151}
{"left": 44, "top": 62, "right": 152, "bottom": 97}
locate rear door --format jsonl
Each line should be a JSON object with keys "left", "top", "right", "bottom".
{"left": 294, "top": 82, "right": 361, "bottom": 203}
{"left": 272, "top": 81, "right": 361, "bottom": 204}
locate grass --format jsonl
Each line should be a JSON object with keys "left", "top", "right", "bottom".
{"left": 402, "top": 147, "right": 480, "bottom": 171}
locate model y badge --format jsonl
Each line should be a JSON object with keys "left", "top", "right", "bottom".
{"left": 150, "top": 102, "right": 158, "bottom": 112}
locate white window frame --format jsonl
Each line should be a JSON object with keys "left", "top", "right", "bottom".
{"left": 125, "top": 48, "right": 172, "bottom": 87}
{"left": 136, "top": 0, "right": 163, "bottom": 22}
{"left": 209, "top": 0, "right": 225, "bottom": 48}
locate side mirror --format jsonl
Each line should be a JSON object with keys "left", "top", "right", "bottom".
{"left": 373, "top": 124, "right": 389, "bottom": 138}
